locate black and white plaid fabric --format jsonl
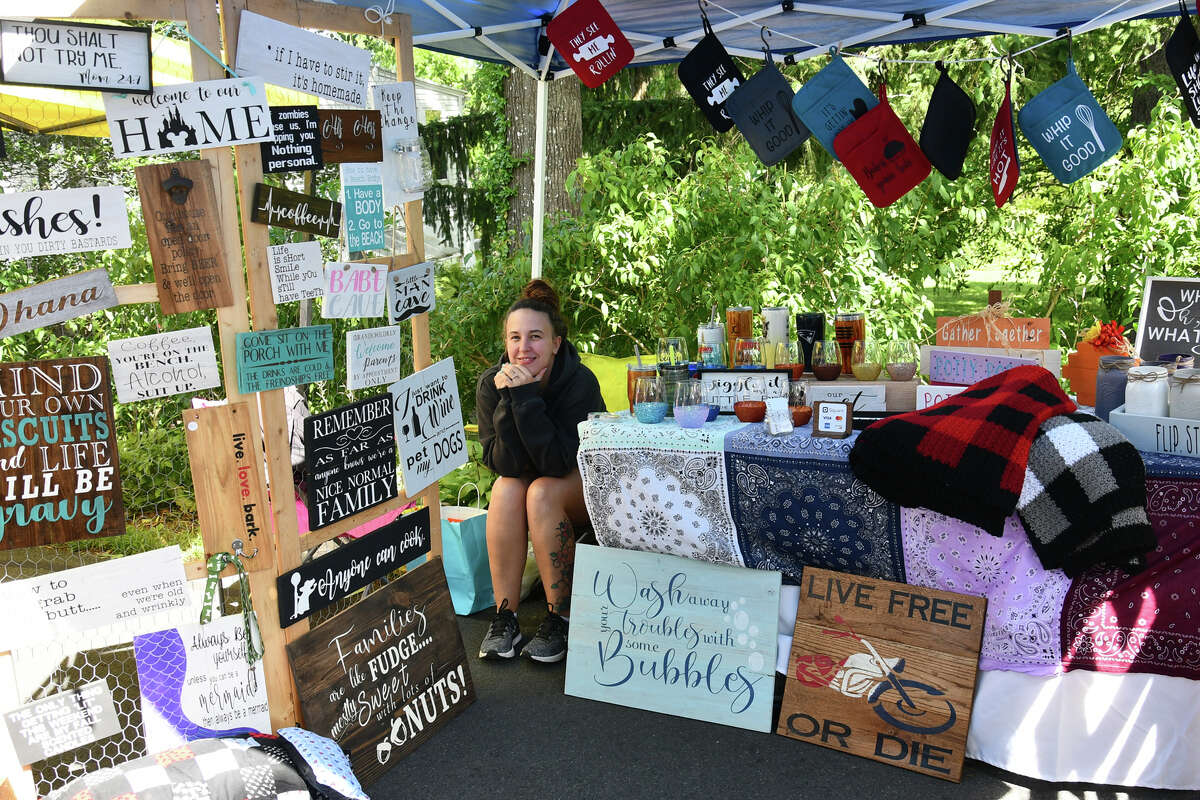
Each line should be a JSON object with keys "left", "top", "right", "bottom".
{"left": 1017, "top": 412, "right": 1155, "bottom": 576}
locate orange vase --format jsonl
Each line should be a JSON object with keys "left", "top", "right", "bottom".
{"left": 1062, "top": 340, "right": 1130, "bottom": 406}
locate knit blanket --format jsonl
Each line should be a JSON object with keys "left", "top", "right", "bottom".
{"left": 1017, "top": 413, "right": 1155, "bottom": 576}
{"left": 849, "top": 365, "right": 1075, "bottom": 534}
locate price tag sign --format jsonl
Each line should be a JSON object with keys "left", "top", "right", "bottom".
{"left": 813, "top": 401, "right": 853, "bottom": 438}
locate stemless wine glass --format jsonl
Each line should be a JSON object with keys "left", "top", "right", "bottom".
{"left": 811, "top": 340, "right": 842, "bottom": 381}
{"left": 633, "top": 376, "right": 667, "bottom": 423}
{"left": 674, "top": 380, "right": 708, "bottom": 429}
{"left": 658, "top": 336, "right": 689, "bottom": 366}
{"left": 851, "top": 339, "right": 883, "bottom": 381}
{"left": 733, "top": 337, "right": 763, "bottom": 368}
{"left": 886, "top": 339, "right": 920, "bottom": 381}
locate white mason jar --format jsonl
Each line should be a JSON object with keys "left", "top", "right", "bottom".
{"left": 1168, "top": 368, "right": 1200, "bottom": 420}
{"left": 1125, "top": 365, "right": 1169, "bottom": 417}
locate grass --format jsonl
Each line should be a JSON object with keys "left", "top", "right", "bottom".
{"left": 928, "top": 267, "right": 1036, "bottom": 319}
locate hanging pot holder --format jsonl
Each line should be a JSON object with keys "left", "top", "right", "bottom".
{"left": 990, "top": 63, "right": 1020, "bottom": 208}
{"left": 919, "top": 61, "right": 977, "bottom": 180}
{"left": 678, "top": 29, "right": 745, "bottom": 132}
{"left": 546, "top": 0, "right": 633, "bottom": 88}
{"left": 791, "top": 53, "right": 877, "bottom": 159}
{"left": 1017, "top": 56, "right": 1122, "bottom": 184}
{"left": 1165, "top": 0, "right": 1200, "bottom": 128}
{"left": 834, "top": 83, "right": 931, "bottom": 207}
{"left": 726, "top": 61, "right": 809, "bottom": 165}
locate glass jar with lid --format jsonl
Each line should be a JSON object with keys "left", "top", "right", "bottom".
{"left": 1094, "top": 356, "right": 1137, "bottom": 422}
{"left": 1168, "top": 368, "right": 1200, "bottom": 420}
{"left": 1125, "top": 365, "right": 1169, "bottom": 417}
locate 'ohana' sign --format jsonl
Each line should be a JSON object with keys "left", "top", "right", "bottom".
{"left": 0, "top": 269, "right": 117, "bottom": 339}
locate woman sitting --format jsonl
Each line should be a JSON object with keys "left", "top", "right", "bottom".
{"left": 475, "top": 279, "right": 605, "bottom": 662}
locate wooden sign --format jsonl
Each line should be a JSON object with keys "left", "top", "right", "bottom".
{"left": 133, "top": 617, "right": 271, "bottom": 750}
{"left": 916, "top": 385, "right": 966, "bottom": 410}
{"left": 342, "top": 162, "right": 385, "bottom": 252}
{"left": 183, "top": 402, "right": 274, "bottom": 571}
{"left": 373, "top": 82, "right": 421, "bottom": 206}
{"left": 805, "top": 382, "right": 886, "bottom": 412}
{"left": 935, "top": 316, "right": 1051, "bottom": 349}
{"left": 1135, "top": 275, "right": 1200, "bottom": 361}
{"left": 0, "top": 19, "right": 151, "bottom": 94}
{"left": 286, "top": 558, "right": 475, "bottom": 785}
{"left": 0, "top": 268, "right": 117, "bottom": 339}
{"left": 236, "top": 325, "right": 334, "bottom": 394}
{"left": 323, "top": 262, "right": 386, "bottom": 319}
{"left": 387, "top": 262, "right": 435, "bottom": 324}
{"left": 565, "top": 544, "right": 780, "bottom": 732}
{"left": 136, "top": 160, "right": 235, "bottom": 314}
{"left": 4, "top": 680, "right": 121, "bottom": 765}
{"left": 319, "top": 109, "right": 383, "bottom": 163}
{"left": 261, "top": 105, "right": 322, "bottom": 173}
{"left": 0, "top": 356, "right": 124, "bottom": 550}
{"left": 108, "top": 326, "right": 221, "bottom": 403}
{"left": 304, "top": 393, "right": 397, "bottom": 529}
{"left": 388, "top": 357, "right": 468, "bottom": 496}
{"left": 251, "top": 183, "right": 342, "bottom": 239}
{"left": 778, "top": 567, "right": 986, "bottom": 782}
{"left": 236, "top": 10, "right": 370, "bottom": 106}
{"left": 277, "top": 507, "right": 431, "bottom": 626}
{"left": 0, "top": 186, "right": 131, "bottom": 260}
{"left": 0, "top": 545, "right": 188, "bottom": 651}
{"left": 267, "top": 241, "right": 324, "bottom": 304}
{"left": 347, "top": 326, "right": 404, "bottom": 390}
{"left": 103, "top": 77, "right": 272, "bottom": 157}
{"left": 695, "top": 368, "right": 790, "bottom": 413}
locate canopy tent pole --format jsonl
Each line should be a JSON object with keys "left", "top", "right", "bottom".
{"left": 531, "top": 75, "right": 548, "bottom": 279}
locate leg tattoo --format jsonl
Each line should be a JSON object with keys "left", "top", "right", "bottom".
{"left": 547, "top": 518, "right": 575, "bottom": 615}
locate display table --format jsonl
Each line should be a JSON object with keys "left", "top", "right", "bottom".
{"left": 576, "top": 414, "right": 1200, "bottom": 789}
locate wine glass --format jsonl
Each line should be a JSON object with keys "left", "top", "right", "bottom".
{"left": 698, "top": 338, "right": 727, "bottom": 367}
{"left": 673, "top": 380, "right": 708, "bottom": 429}
{"left": 633, "top": 376, "right": 667, "bottom": 423}
{"left": 886, "top": 340, "right": 920, "bottom": 381}
{"left": 733, "top": 337, "right": 763, "bottom": 368}
{"left": 658, "top": 336, "right": 689, "bottom": 366}
{"left": 811, "top": 340, "right": 842, "bottom": 381}
{"left": 851, "top": 339, "right": 882, "bottom": 381}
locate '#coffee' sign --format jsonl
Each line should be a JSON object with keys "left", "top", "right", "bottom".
{"left": 303, "top": 393, "right": 397, "bottom": 529}
{"left": 103, "top": 77, "right": 272, "bottom": 157}
{"left": 778, "top": 567, "right": 985, "bottom": 782}
{"left": 388, "top": 358, "right": 467, "bottom": 496}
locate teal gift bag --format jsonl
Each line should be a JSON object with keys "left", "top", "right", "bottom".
{"left": 1017, "top": 57, "right": 1121, "bottom": 184}
{"left": 440, "top": 484, "right": 495, "bottom": 615}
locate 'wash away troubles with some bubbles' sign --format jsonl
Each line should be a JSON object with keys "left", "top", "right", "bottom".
{"left": 277, "top": 506, "right": 431, "bottom": 626}
{"left": 1135, "top": 276, "right": 1200, "bottom": 360}
{"left": 286, "top": 558, "right": 474, "bottom": 786}
{"left": 0, "top": 357, "right": 124, "bottom": 550}
{"left": 388, "top": 357, "right": 468, "bottom": 496}
{"left": 303, "top": 393, "right": 397, "bottom": 529}
{"left": 0, "top": 186, "right": 131, "bottom": 260}
{"left": 565, "top": 544, "right": 780, "bottom": 732}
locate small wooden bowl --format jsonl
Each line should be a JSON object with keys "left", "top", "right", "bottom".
{"left": 733, "top": 400, "right": 766, "bottom": 423}
{"left": 790, "top": 405, "right": 813, "bottom": 426}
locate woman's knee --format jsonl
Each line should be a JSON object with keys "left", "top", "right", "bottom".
{"left": 489, "top": 476, "right": 529, "bottom": 516}
{"left": 525, "top": 475, "right": 567, "bottom": 518}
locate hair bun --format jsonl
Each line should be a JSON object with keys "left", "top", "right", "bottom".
{"left": 521, "top": 279, "right": 560, "bottom": 311}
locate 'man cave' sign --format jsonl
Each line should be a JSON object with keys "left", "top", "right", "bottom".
{"left": 1135, "top": 276, "right": 1200, "bottom": 360}
{"left": 0, "top": 357, "right": 125, "bottom": 550}
{"left": 277, "top": 507, "right": 430, "bottom": 626}
{"left": 303, "top": 393, "right": 397, "bottom": 529}
{"left": 286, "top": 558, "right": 474, "bottom": 785}
{"left": 103, "top": 77, "right": 272, "bottom": 157}
{"left": 0, "top": 19, "right": 152, "bottom": 94}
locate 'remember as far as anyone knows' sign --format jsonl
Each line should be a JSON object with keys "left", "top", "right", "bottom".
{"left": 0, "top": 186, "right": 131, "bottom": 261}
{"left": 304, "top": 393, "right": 397, "bottom": 529}
{"left": 388, "top": 357, "right": 468, "bottom": 496}
{"left": 778, "top": 567, "right": 985, "bottom": 782}
{"left": 1135, "top": 275, "right": 1200, "bottom": 360}
{"left": 0, "top": 19, "right": 151, "bottom": 94}
{"left": 261, "top": 105, "right": 321, "bottom": 174}
{"left": 277, "top": 506, "right": 430, "bottom": 626}
{"left": 236, "top": 325, "right": 333, "bottom": 394}
{"left": 251, "top": 183, "right": 342, "bottom": 239}
{"left": 103, "top": 77, "right": 272, "bottom": 158}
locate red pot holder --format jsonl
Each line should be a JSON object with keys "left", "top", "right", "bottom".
{"left": 833, "top": 84, "right": 931, "bottom": 207}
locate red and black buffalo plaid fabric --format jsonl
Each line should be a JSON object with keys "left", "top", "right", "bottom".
{"left": 849, "top": 365, "right": 1075, "bottom": 534}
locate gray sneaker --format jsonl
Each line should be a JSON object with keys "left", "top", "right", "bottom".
{"left": 478, "top": 599, "right": 522, "bottom": 660}
{"left": 524, "top": 607, "right": 568, "bottom": 663}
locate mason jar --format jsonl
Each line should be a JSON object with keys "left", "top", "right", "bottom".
{"left": 1125, "top": 366, "right": 1169, "bottom": 417}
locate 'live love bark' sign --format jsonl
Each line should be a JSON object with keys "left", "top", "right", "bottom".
{"left": 0, "top": 357, "right": 125, "bottom": 550}
{"left": 277, "top": 506, "right": 430, "bottom": 626}
{"left": 304, "top": 393, "right": 397, "bottom": 529}
{"left": 251, "top": 183, "right": 342, "bottom": 239}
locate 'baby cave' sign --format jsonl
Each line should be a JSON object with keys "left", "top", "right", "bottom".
{"left": 304, "top": 393, "right": 397, "bottom": 529}
{"left": 0, "top": 356, "right": 124, "bottom": 550}
{"left": 0, "top": 186, "right": 131, "bottom": 260}
{"left": 286, "top": 558, "right": 474, "bottom": 785}
{"left": 1135, "top": 276, "right": 1200, "bottom": 360}
{"left": 388, "top": 357, "right": 467, "bottom": 496}
{"left": 103, "top": 77, "right": 272, "bottom": 157}
{"left": 565, "top": 544, "right": 781, "bottom": 732}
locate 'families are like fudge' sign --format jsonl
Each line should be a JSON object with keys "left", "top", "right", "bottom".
{"left": 0, "top": 186, "right": 131, "bottom": 260}
{"left": 388, "top": 357, "right": 468, "bottom": 496}
{"left": 0, "top": 356, "right": 124, "bottom": 550}
{"left": 565, "top": 544, "right": 781, "bottom": 732}
{"left": 303, "top": 393, "right": 397, "bottom": 529}
{"left": 103, "top": 77, "right": 272, "bottom": 157}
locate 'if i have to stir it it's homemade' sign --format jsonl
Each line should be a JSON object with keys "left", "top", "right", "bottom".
{"left": 304, "top": 393, "right": 397, "bottom": 529}
{"left": 0, "top": 357, "right": 124, "bottom": 550}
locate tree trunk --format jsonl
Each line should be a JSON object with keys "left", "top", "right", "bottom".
{"left": 504, "top": 69, "right": 582, "bottom": 252}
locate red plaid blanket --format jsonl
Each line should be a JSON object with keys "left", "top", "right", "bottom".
{"left": 850, "top": 365, "right": 1075, "bottom": 534}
